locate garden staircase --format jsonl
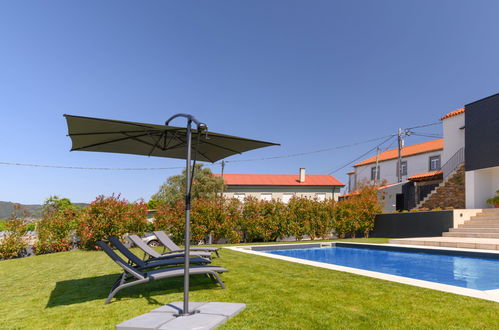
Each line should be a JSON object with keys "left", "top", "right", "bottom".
{"left": 443, "top": 208, "right": 499, "bottom": 239}
{"left": 390, "top": 208, "right": 499, "bottom": 250}
{"left": 416, "top": 165, "right": 465, "bottom": 209}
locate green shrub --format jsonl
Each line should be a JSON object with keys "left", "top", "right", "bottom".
{"left": 333, "top": 184, "right": 383, "bottom": 238}
{"left": 34, "top": 208, "right": 80, "bottom": 255}
{"left": 77, "top": 195, "right": 148, "bottom": 250}
{"left": 154, "top": 198, "right": 241, "bottom": 245}
{"left": 192, "top": 198, "right": 241, "bottom": 243}
{"left": 486, "top": 190, "right": 499, "bottom": 206}
{"left": 0, "top": 212, "right": 28, "bottom": 260}
{"left": 153, "top": 201, "right": 185, "bottom": 244}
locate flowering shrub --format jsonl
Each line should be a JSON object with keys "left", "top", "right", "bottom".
{"left": 334, "top": 184, "right": 382, "bottom": 238}
{"left": 77, "top": 195, "right": 148, "bottom": 250}
{"left": 0, "top": 207, "right": 28, "bottom": 260}
{"left": 154, "top": 192, "right": 380, "bottom": 244}
{"left": 34, "top": 208, "right": 80, "bottom": 255}
{"left": 258, "top": 199, "right": 290, "bottom": 241}
{"left": 154, "top": 198, "right": 241, "bottom": 245}
{"left": 153, "top": 201, "right": 185, "bottom": 244}
{"left": 192, "top": 198, "right": 241, "bottom": 243}
{"left": 287, "top": 197, "right": 335, "bottom": 240}
{"left": 239, "top": 197, "right": 265, "bottom": 242}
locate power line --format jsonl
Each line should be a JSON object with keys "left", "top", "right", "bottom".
{"left": 0, "top": 121, "right": 442, "bottom": 172}
{"left": 410, "top": 133, "right": 443, "bottom": 139}
{"left": 327, "top": 135, "right": 396, "bottom": 175}
{"left": 404, "top": 122, "right": 442, "bottom": 130}
{"left": 224, "top": 134, "right": 396, "bottom": 163}
{"left": 0, "top": 161, "right": 185, "bottom": 171}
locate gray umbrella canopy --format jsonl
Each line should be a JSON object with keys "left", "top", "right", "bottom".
{"left": 64, "top": 114, "right": 278, "bottom": 162}
{"left": 64, "top": 113, "right": 278, "bottom": 315}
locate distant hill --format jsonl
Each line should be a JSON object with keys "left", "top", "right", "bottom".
{"left": 0, "top": 201, "right": 88, "bottom": 219}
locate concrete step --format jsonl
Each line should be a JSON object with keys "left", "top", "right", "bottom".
{"left": 449, "top": 228, "right": 499, "bottom": 233}
{"left": 443, "top": 232, "right": 499, "bottom": 238}
{"left": 470, "top": 216, "right": 499, "bottom": 221}
{"left": 480, "top": 209, "right": 499, "bottom": 214}
{"left": 463, "top": 221, "right": 499, "bottom": 226}
{"left": 460, "top": 223, "right": 499, "bottom": 229}
{"left": 389, "top": 237, "right": 499, "bottom": 250}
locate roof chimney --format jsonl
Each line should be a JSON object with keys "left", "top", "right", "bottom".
{"left": 299, "top": 168, "right": 306, "bottom": 183}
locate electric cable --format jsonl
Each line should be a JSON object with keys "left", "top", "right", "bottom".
{"left": 327, "top": 135, "right": 396, "bottom": 175}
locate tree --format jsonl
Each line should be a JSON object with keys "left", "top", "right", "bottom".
{"left": 151, "top": 164, "right": 225, "bottom": 205}
{"left": 43, "top": 195, "right": 74, "bottom": 214}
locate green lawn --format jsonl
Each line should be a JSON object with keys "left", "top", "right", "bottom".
{"left": 1, "top": 238, "right": 498, "bottom": 329}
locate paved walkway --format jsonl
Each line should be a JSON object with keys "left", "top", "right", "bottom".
{"left": 390, "top": 237, "right": 499, "bottom": 250}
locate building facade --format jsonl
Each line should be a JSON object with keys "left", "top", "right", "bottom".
{"left": 218, "top": 169, "right": 344, "bottom": 202}
{"left": 465, "top": 93, "right": 499, "bottom": 208}
{"left": 347, "top": 139, "right": 443, "bottom": 192}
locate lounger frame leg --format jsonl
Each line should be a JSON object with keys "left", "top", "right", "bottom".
{"left": 104, "top": 278, "right": 149, "bottom": 304}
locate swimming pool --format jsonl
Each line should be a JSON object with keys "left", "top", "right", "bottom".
{"left": 266, "top": 244, "right": 499, "bottom": 291}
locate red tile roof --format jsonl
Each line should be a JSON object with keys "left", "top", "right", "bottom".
{"left": 440, "top": 107, "right": 464, "bottom": 120}
{"left": 215, "top": 174, "right": 344, "bottom": 186}
{"left": 354, "top": 139, "right": 443, "bottom": 167}
{"left": 407, "top": 170, "right": 443, "bottom": 182}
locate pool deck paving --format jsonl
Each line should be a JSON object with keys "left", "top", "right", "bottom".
{"left": 389, "top": 237, "right": 499, "bottom": 250}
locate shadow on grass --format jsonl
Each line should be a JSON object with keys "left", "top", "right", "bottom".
{"left": 46, "top": 273, "right": 221, "bottom": 308}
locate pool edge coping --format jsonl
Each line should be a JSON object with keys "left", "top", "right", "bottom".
{"left": 225, "top": 242, "right": 499, "bottom": 303}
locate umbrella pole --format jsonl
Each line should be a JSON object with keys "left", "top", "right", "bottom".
{"left": 182, "top": 119, "right": 192, "bottom": 316}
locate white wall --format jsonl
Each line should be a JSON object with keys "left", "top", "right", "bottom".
{"left": 442, "top": 113, "right": 465, "bottom": 164}
{"left": 353, "top": 150, "right": 442, "bottom": 186}
{"left": 223, "top": 186, "right": 341, "bottom": 202}
{"left": 378, "top": 182, "right": 403, "bottom": 212}
{"left": 466, "top": 165, "right": 499, "bottom": 208}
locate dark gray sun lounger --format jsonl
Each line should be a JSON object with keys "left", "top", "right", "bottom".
{"left": 108, "top": 236, "right": 211, "bottom": 270}
{"left": 153, "top": 230, "right": 221, "bottom": 257}
{"left": 97, "top": 241, "right": 228, "bottom": 304}
{"left": 127, "top": 234, "right": 213, "bottom": 260}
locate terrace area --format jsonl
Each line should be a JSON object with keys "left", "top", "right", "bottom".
{"left": 1, "top": 238, "right": 498, "bottom": 329}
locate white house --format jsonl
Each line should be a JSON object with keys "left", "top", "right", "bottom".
{"left": 347, "top": 139, "right": 443, "bottom": 192}
{"left": 217, "top": 168, "right": 344, "bottom": 202}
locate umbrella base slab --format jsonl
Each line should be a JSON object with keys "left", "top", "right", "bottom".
{"left": 116, "top": 302, "right": 246, "bottom": 330}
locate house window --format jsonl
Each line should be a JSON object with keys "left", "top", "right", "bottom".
{"left": 260, "top": 193, "right": 272, "bottom": 201}
{"left": 397, "top": 161, "right": 408, "bottom": 176}
{"left": 429, "top": 156, "right": 441, "bottom": 171}
{"left": 371, "top": 166, "right": 380, "bottom": 180}
{"left": 316, "top": 193, "right": 326, "bottom": 201}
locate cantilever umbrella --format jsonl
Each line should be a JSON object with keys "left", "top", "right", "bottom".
{"left": 64, "top": 113, "right": 278, "bottom": 316}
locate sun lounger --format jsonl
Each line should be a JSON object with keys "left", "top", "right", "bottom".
{"left": 97, "top": 241, "right": 228, "bottom": 304}
{"left": 153, "top": 231, "right": 221, "bottom": 257}
{"left": 108, "top": 236, "right": 211, "bottom": 270}
{"left": 127, "top": 234, "right": 212, "bottom": 260}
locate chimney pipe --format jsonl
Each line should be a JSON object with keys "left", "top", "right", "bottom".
{"left": 299, "top": 168, "right": 305, "bottom": 183}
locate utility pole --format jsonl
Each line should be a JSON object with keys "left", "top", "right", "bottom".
{"left": 220, "top": 160, "right": 226, "bottom": 197}
{"left": 397, "top": 128, "right": 402, "bottom": 182}
{"left": 397, "top": 128, "right": 411, "bottom": 182}
{"left": 374, "top": 147, "right": 380, "bottom": 185}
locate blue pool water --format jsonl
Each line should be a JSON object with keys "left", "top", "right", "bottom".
{"left": 267, "top": 246, "right": 499, "bottom": 290}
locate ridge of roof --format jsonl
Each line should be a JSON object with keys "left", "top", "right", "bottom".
{"left": 214, "top": 173, "right": 344, "bottom": 186}
{"left": 440, "top": 107, "right": 465, "bottom": 120}
{"left": 354, "top": 139, "right": 443, "bottom": 167}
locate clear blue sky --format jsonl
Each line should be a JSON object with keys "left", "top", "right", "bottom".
{"left": 1, "top": 1, "right": 499, "bottom": 204}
